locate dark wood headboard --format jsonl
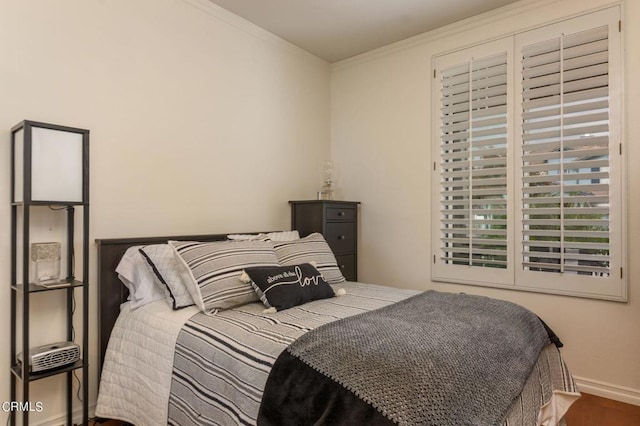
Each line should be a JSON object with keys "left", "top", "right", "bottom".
{"left": 96, "top": 232, "right": 263, "bottom": 376}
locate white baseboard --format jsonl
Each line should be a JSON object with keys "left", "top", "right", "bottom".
{"left": 574, "top": 376, "right": 640, "bottom": 406}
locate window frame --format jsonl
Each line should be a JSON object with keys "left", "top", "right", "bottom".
{"left": 431, "top": 6, "right": 626, "bottom": 301}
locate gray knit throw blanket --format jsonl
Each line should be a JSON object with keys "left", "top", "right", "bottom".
{"left": 286, "top": 290, "right": 550, "bottom": 426}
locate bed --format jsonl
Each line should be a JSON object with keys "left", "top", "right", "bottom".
{"left": 95, "top": 232, "right": 580, "bottom": 426}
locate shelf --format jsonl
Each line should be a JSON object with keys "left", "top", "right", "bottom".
{"left": 11, "top": 201, "right": 87, "bottom": 207}
{"left": 11, "top": 360, "right": 85, "bottom": 382}
{"left": 12, "top": 280, "right": 84, "bottom": 293}
{"left": 10, "top": 121, "right": 91, "bottom": 425}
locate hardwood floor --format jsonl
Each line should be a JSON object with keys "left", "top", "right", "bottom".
{"left": 91, "top": 393, "right": 640, "bottom": 425}
{"left": 565, "top": 393, "right": 640, "bottom": 426}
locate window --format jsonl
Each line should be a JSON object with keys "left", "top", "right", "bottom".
{"left": 432, "top": 7, "right": 625, "bottom": 301}
{"left": 434, "top": 39, "right": 514, "bottom": 286}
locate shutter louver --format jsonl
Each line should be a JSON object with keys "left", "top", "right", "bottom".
{"left": 520, "top": 26, "right": 611, "bottom": 277}
{"left": 440, "top": 53, "right": 508, "bottom": 269}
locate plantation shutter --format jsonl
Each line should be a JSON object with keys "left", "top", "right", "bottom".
{"left": 520, "top": 26, "right": 611, "bottom": 276}
{"left": 433, "top": 39, "right": 513, "bottom": 286}
{"left": 432, "top": 7, "right": 624, "bottom": 299}
{"left": 515, "top": 7, "right": 624, "bottom": 299}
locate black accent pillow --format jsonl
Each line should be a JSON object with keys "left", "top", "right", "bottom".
{"left": 244, "top": 263, "right": 336, "bottom": 311}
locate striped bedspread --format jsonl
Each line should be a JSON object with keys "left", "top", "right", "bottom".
{"left": 167, "top": 282, "right": 579, "bottom": 426}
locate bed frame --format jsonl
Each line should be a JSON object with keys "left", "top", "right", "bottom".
{"left": 96, "top": 232, "right": 264, "bottom": 376}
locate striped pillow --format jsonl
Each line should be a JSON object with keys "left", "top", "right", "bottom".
{"left": 273, "top": 233, "right": 346, "bottom": 285}
{"left": 169, "top": 240, "right": 279, "bottom": 313}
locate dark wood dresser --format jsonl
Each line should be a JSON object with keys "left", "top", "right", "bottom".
{"left": 289, "top": 200, "right": 360, "bottom": 281}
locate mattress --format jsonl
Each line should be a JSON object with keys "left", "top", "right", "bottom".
{"left": 95, "top": 282, "right": 579, "bottom": 425}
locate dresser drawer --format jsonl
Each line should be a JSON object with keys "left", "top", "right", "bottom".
{"left": 335, "top": 254, "right": 356, "bottom": 281}
{"left": 325, "top": 222, "right": 355, "bottom": 254}
{"left": 326, "top": 206, "right": 356, "bottom": 221}
{"left": 290, "top": 200, "right": 360, "bottom": 281}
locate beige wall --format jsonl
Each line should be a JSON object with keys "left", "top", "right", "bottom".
{"left": 0, "top": 0, "right": 329, "bottom": 423}
{"left": 332, "top": 0, "right": 640, "bottom": 405}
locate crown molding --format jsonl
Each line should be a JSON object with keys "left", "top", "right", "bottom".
{"left": 179, "top": 0, "right": 328, "bottom": 67}
{"left": 331, "top": 0, "right": 602, "bottom": 72}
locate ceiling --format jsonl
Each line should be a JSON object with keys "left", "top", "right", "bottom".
{"left": 207, "top": 0, "right": 522, "bottom": 63}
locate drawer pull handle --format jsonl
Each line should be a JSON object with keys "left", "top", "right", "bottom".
{"left": 340, "top": 265, "right": 346, "bottom": 269}
{"left": 338, "top": 235, "right": 345, "bottom": 240}
{"left": 338, "top": 211, "right": 345, "bottom": 217}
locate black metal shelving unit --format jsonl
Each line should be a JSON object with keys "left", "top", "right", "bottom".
{"left": 9, "top": 121, "right": 89, "bottom": 426}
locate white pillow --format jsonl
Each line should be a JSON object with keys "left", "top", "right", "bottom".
{"left": 267, "top": 230, "right": 300, "bottom": 241}
{"left": 227, "top": 231, "right": 300, "bottom": 242}
{"left": 226, "top": 233, "right": 270, "bottom": 241}
{"left": 138, "top": 244, "right": 195, "bottom": 310}
{"left": 115, "top": 246, "right": 168, "bottom": 309}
